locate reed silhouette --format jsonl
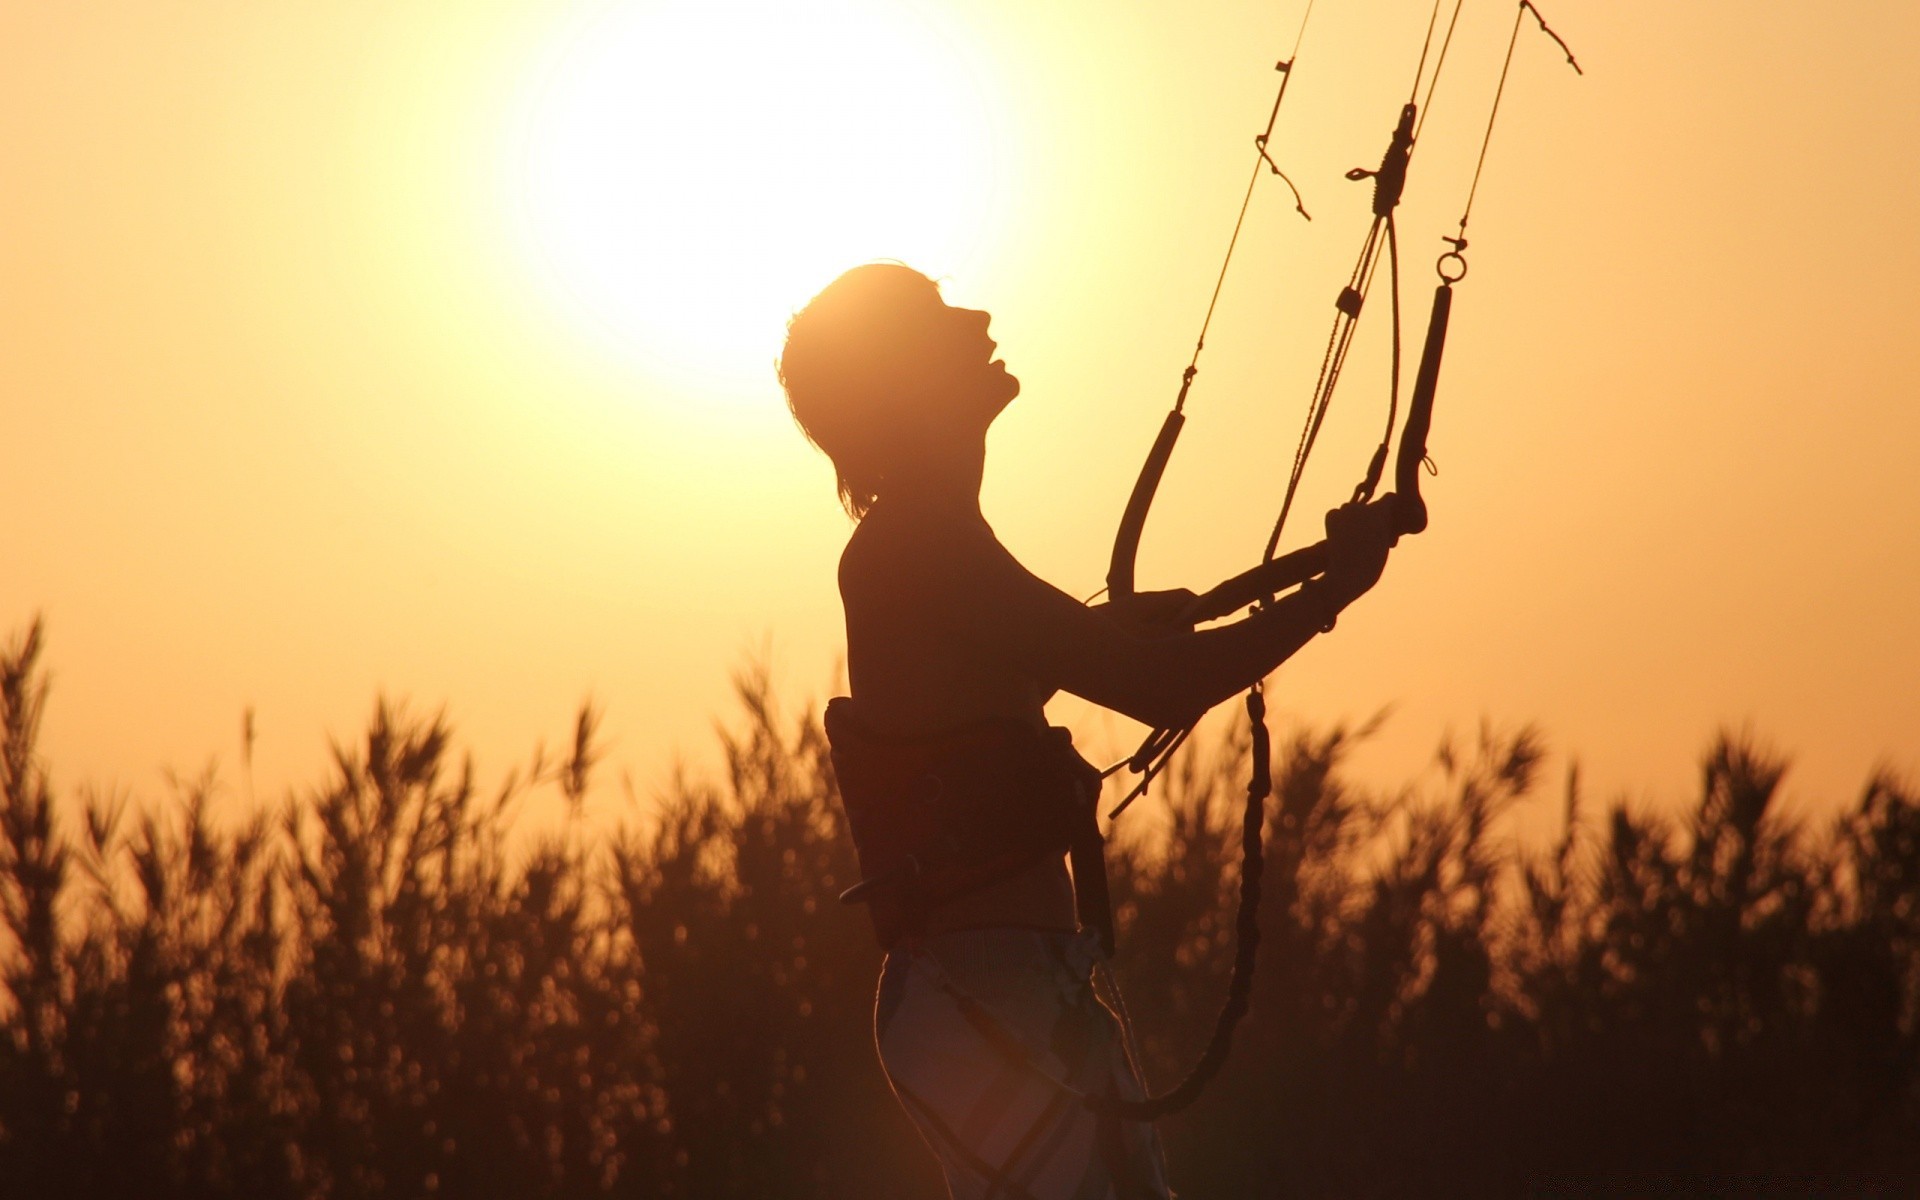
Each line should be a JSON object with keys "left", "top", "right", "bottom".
{"left": 2, "top": 619, "right": 1916, "bottom": 1197}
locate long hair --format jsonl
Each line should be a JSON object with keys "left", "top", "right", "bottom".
{"left": 778, "top": 263, "right": 943, "bottom": 520}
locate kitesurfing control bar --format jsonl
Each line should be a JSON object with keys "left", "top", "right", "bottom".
{"left": 1180, "top": 278, "right": 1452, "bottom": 626}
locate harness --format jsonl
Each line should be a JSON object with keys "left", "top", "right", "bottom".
{"left": 824, "top": 697, "right": 1115, "bottom": 956}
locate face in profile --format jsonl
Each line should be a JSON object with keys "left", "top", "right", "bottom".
{"left": 905, "top": 294, "right": 1020, "bottom": 431}
{"left": 782, "top": 263, "right": 1022, "bottom": 515}
{"left": 826, "top": 268, "right": 1018, "bottom": 439}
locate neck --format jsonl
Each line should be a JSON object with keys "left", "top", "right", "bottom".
{"left": 886, "top": 435, "right": 986, "bottom": 518}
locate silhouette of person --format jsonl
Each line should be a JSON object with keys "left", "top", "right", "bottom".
{"left": 780, "top": 263, "right": 1396, "bottom": 1199}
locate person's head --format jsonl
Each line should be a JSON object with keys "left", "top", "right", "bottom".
{"left": 779, "top": 263, "right": 1018, "bottom": 519}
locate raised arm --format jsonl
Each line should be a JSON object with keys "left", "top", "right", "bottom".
{"left": 923, "top": 499, "right": 1397, "bottom": 729}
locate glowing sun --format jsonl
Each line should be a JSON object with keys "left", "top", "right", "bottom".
{"left": 513, "top": 0, "right": 1007, "bottom": 390}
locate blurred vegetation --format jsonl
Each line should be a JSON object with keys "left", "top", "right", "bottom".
{"left": 2, "top": 618, "right": 1916, "bottom": 1198}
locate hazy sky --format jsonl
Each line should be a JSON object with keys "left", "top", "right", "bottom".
{"left": 4, "top": 1, "right": 1915, "bottom": 827}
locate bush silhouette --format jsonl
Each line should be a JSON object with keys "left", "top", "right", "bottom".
{"left": 2, "top": 620, "right": 1916, "bottom": 1197}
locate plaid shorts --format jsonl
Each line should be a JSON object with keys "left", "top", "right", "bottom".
{"left": 875, "top": 927, "right": 1172, "bottom": 1200}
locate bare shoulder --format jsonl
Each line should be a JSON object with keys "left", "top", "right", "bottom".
{"left": 839, "top": 503, "right": 997, "bottom": 599}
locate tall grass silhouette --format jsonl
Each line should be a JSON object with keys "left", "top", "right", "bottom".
{"left": 2, "top": 620, "right": 1915, "bottom": 1197}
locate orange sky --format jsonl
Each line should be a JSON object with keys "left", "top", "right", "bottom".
{"left": 3, "top": 1, "right": 1916, "bottom": 828}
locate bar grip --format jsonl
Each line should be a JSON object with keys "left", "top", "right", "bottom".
{"left": 1108, "top": 409, "right": 1186, "bottom": 600}
{"left": 1391, "top": 281, "right": 1453, "bottom": 537}
{"left": 1183, "top": 541, "right": 1330, "bottom": 625}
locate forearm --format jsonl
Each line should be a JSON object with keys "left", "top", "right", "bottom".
{"left": 1076, "top": 582, "right": 1343, "bottom": 728}
{"left": 932, "top": 512, "right": 1382, "bottom": 731}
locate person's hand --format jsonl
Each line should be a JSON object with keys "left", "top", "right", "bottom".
{"left": 1320, "top": 497, "right": 1397, "bottom": 607}
{"left": 1093, "top": 587, "right": 1199, "bottom": 637}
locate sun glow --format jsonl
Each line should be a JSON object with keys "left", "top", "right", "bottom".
{"left": 511, "top": 0, "right": 1009, "bottom": 393}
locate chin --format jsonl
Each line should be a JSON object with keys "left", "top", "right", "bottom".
{"left": 989, "top": 377, "right": 1019, "bottom": 417}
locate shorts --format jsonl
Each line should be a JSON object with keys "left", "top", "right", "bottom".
{"left": 874, "top": 926, "right": 1173, "bottom": 1200}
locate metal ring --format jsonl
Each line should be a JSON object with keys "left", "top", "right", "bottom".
{"left": 1437, "top": 251, "right": 1468, "bottom": 283}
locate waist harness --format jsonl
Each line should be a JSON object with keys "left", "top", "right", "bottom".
{"left": 823, "top": 697, "right": 1113, "bottom": 954}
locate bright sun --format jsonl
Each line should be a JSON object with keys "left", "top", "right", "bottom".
{"left": 512, "top": 0, "right": 1007, "bottom": 392}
